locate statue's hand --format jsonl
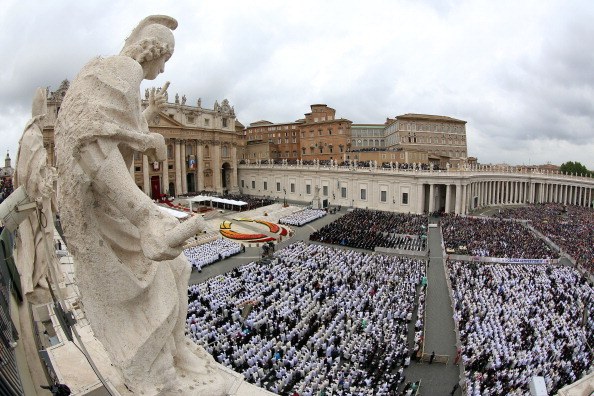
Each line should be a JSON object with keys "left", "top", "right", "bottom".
{"left": 140, "top": 214, "right": 208, "bottom": 261}
{"left": 144, "top": 81, "right": 170, "bottom": 121}
{"left": 140, "top": 212, "right": 184, "bottom": 261}
{"left": 145, "top": 133, "right": 167, "bottom": 163}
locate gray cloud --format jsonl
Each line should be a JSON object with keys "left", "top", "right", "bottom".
{"left": 1, "top": 0, "right": 593, "bottom": 169}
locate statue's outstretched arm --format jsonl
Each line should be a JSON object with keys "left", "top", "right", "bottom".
{"left": 76, "top": 139, "right": 203, "bottom": 260}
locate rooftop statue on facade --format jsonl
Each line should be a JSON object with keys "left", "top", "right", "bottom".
{"left": 54, "top": 15, "right": 233, "bottom": 394}
{"left": 14, "top": 87, "right": 61, "bottom": 304}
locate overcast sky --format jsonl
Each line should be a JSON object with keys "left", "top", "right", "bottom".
{"left": 1, "top": 0, "right": 593, "bottom": 169}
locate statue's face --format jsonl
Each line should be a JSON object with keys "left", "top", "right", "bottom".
{"left": 143, "top": 54, "right": 170, "bottom": 80}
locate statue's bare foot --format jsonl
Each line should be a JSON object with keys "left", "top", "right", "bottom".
{"left": 174, "top": 341, "right": 214, "bottom": 376}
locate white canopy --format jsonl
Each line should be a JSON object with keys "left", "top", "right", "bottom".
{"left": 157, "top": 205, "right": 190, "bottom": 219}
{"left": 186, "top": 195, "right": 248, "bottom": 206}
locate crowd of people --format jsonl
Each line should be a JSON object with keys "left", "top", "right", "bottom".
{"left": 448, "top": 260, "right": 593, "bottom": 395}
{"left": 310, "top": 209, "right": 427, "bottom": 251}
{"left": 183, "top": 238, "right": 242, "bottom": 271}
{"left": 380, "top": 163, "right": 436, "bottom": 171}
{"left": 496, "top": 204, "right": 594, "bottom": 274}
{"left": 279, "top": 209, "right": 327, "bottom": 226}
{"left": 0, "top": 178, "right": 13, "bottom": 203}
{"left": 186, "top": 242, "right": 426, "bottom": 395}
{"left": 441, "top": 215, "right": 559, "bottom": 259}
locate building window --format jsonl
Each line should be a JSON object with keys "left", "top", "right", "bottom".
{"left": 323, "top": 186, "right": 328, "bottom": 196}
{"left": 360, "top": 189, "right": 366, "bottom": 200}
{"left": 306, "top": 185, "right": 311, "bottom": 195}
{"left": 402, "top": 192, "right": 409, "bottom": 205}
{"left": 167, "top": 145, "right": 174, "bottom": 159}
{"left": 341, "top": 187, "right": 347, "bottom": 198}
{"left": 251, "top": 180, "right": 256, "bottom": 189}
{"left": 204, "top": 118, "right": 210, "bottom": 126}
{"left": 241, "top": 180, "right": 245, "bottom": 188}
{"left": 187, "top": 116, "right": 195, "bottom": 124}
{"left": 276, "top": 182, "right": 281, "bottom": 192}
{"left": 380, "top": 190, "right": 387, "bottom": 202}
{"left": 134, "top": 166, "right": 141, "bottom": 172}
{"left": 222, "top": 118, "right": 228, "bottom": 127}
{"left": 222, "top": 146, "right": 228, "bottom": 157}
{"left": 290, "top": 183, "right": 295, "bottom": 193}
{"left": 263, "top": 181, "right": 268, "bottom": 191}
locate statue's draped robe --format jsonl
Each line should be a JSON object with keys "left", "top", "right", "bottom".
{"left": 54, "top": 55, "right": 190, "bottom": 375}
{"left": 14, "top": 116, "right": 55, "bottom": 296}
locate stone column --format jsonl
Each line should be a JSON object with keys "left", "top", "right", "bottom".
{"left": 196, "top": 143, "right": 204, "bottom": 192}
{"left": 181, "top": 141, "right": 187, "bottom": 194}
{"left": 142, "top": 155, "right": 150, "bottom": 196}
{"left": 231, "top": 145, "right": 239, "bottom": 192}
{"left": 497, "top": 180, "right": 503, "bottom": 205}
{"left": 162, "top": 156, "right": 169, "bottom": 195}
{"left": 454, "top": 184, "right": 462, "bottom": 214}
{"left": 514, "top": 181, "right": 518, "bottom": 203}
{"left": 547, "top": 183, "right": 553, "bottom": 202}
{"left": 445, "top": 184, "right": 451, "bottom": 213}
{"left": 174, "top": 140, "right": 182, "bottom": 196}
{"left": 561, "top": 184, "right": 567, "bottom": 205}
{"left": 428, "top": 184, "right": 435, "bottom": 213}
{"left": 417, "top": 183, "right": 425, "bottom": 214}
{"left": 213, "top": 143, "right": 222, "bottom": 193}
{"left": 461, "top": 184, "right": 467, "bottom": 215}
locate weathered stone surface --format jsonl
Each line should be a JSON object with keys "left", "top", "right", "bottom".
{"left": 53, "top": 15, "right": 259, "bottom": 395}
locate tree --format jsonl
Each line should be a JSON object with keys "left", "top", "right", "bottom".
{"left": 559, "top": 161, "right": 593, "bottom": 177}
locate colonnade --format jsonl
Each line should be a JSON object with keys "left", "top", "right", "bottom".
{"left": 237, "top": 163, "right": 594, "bottom": 215}
{"left": 467, "top": 179, "right": 593, "bottom": 210}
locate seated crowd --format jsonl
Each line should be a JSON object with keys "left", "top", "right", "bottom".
{"left": 441, "top": 215, "right": 558, "bottom": 259}
{"left": 279, "top": 209, "right": 327, "bottom": 226}
{"left": 187, "top": 242, "right": 426, "bottom": 395}
{"left": 448, "top": 260, "right": 593, "bottom": 395}
{"left": 183, "top": 238, "right": 242, "bottom": 271}
{"left": 496, "top": 203, "right": 594, "bottom": 274}
{"left": 310, "top": 209, "right": 427, "bottom": 251}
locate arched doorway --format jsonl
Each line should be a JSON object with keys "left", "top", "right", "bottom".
{"left": 186, "top": 173, "right": 196, "bottom": 193}
{"left": 222, "top": 162, "right": 232, "bottom": 194}
{"left": 168, "top": 182, "right": 175, "bottom": 198}
{"left": 150, "top": 176, "right": 160, "bottom": 199}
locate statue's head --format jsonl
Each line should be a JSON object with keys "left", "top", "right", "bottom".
{"left": 31, "top": 87, "right": 47, "bottom": 119}
{"left": 120, "top": 15, "right": 177, "bottom": 80}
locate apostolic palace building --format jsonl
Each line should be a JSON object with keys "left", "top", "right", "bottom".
{"left": 40, "top": 81, "right": 594, "bottom": 214}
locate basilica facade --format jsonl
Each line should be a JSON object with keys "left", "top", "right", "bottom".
{"left": 42, "top": 81, "right": 242, "bottom": 197}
